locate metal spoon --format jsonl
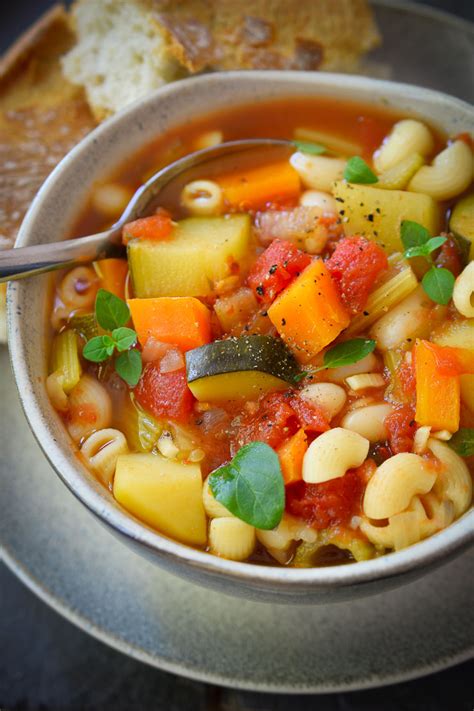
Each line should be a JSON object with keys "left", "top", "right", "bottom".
{"left": 0, "top": 139, "right": 292, "bottom": 283}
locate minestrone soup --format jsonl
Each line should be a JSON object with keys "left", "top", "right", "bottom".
{"left": 47, "top": 97, "right": 474, "bottom": 566}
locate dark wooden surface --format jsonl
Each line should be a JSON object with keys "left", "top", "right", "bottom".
{"left": 1, "top": 1, "right": 473, "bottom": 709}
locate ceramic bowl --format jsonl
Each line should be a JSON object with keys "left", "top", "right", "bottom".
{"left": 8, "top": 71, "right": 474, "bottom": 603}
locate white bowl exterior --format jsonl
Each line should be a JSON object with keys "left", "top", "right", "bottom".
{"left": 8, "top": 71, "right": 474, "bottom": 602}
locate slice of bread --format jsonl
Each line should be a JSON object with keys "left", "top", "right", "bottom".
{"left": 63, "top": 0, "right": 380, "bottom": 120}
{"left": 0, "top": 5, "right": 97, "bottom": 341}
{"left": 62, "top": 0, "right": 185, "bottom": 121}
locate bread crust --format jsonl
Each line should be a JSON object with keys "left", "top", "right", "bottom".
{"left": 151, "top": 0, "right": 381, "bottom": 73}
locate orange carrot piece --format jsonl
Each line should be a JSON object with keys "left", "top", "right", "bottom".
{"left": 217, "top": 161, "right": 300, "bottom": 211}
{"left": 268, "top": 259, "right": 350, "bottom": 363}
{"left": 122, "top": 212, "right": 173, "bottom": 244}
{"left": 414, "top": 339, "right": 460, "bottom": 432}
{"left": 97, "top": 259, "right": 128, "bottom": 300}
{"left": 277, "top": 429, "right": 308, "bottom": 485}
{"left": 128, "top": 296, "right": 212, "bottom": 351}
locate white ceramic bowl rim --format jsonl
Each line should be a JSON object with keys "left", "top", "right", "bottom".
{"left": 8, "top": 71, "right": 474, "bottom": 591}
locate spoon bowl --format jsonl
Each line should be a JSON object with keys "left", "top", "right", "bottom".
{"left": 0, "top": 138, "right": 290, "bottom": 282}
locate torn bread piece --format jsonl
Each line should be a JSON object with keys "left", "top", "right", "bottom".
{"left": 63, "top": 0, "right": 381, "bottom": 120}
{"left": 0, "top": 5, "right": 96, "bottom": 342}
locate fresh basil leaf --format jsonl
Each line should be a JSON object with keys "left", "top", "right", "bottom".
{"left": 209, "top": 442, "right": 285, "bottom": 530}
{"left": 449, "top": 428, "right": 474, "bottom": 457}
{"left": 421, "top": 266, "right": 455, "bottom": 305}
{"left": 293, "top": 140, "right": 326, "bottom": 156}
{"left": 314, "top": 338, "right": 376, "bottom": 372}
{"left": 404, "top": 236, "right": 447, "bottom": 260}
{"left": 343, "top": 156, "right": 378, "bottom": 184}
{"left": 400, "top": 220, "right": 431, "bottom": 249}
{"left": 95, "top": 289, "right": 130, "bottom": 331}
{"left": 83, "top": 335, "right": 113, "bottom": 363}
{"left": 115, "top": 349, "right": 142, "bottom": 387}
{"left": 112, "top": 327, "right": 138, "bottom": 352}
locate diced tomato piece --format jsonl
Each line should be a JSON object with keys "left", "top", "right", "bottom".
{"left": 122, "top": 210, "right": 173, "bottom": 244}
{"left": 326, "top": 236, "right": 388, "bottom": 314}
{"left": 134, "top": 365, "right": 193, "bottom": 422}
{"left": 384, "top": 405, "right": 417, "bottom": 454}
{"left": 418, "top": 340, "right": 474, "bottom": 376}
{"left": 233, "top": 392, "right": 297, "bottom": 450}
{"left": 289, "top": 394, "right": 329, "bottom": 433}
{"left": 246, "top": 239, "right": 311, "bottom": 303}
{"left": 435, "top": 236, "right": 462, "bottom": 277}
{"left": 286, "top": 467, "right": 364, "bottom": 530}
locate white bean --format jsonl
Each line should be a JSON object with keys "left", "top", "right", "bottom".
{"left": 299, "top": 382, "right": 346, "bottom": 420}
{"left": 341, "top": 403, "right": 393, "bottom": 442}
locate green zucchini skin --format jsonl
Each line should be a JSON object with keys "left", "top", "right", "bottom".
{"left": 185, "top": 335, "right": 300, "bottom": 384}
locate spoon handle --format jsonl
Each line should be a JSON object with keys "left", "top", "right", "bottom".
{"left": 0, "top": 228, "right": 123, "bottom": 282}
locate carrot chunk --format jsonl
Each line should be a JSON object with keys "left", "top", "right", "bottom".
{"left": 268, "top": 259, "right": 350, "bottom": 363}
{"left": 96, "top": 259, "right": 128, "bottom": 300}
{"left": 129, "top": 296, "right": 212, "bottom": 351}
{"left": 217, "top": 161, "right": 300, "bottom": 211}
{"left": 277, "top": 429, "right": 308, "bottom": 485}
{"left": 414, "top": 339, "right": 460, "bottom": 432}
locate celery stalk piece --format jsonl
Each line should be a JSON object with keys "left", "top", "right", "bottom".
{"left": 293, "top": 127, "right": 361, "bottom": 157}
{"left": 347, "top": 266, "right": 418, "bottom": 335}
{"left": 50, "top": 329, "right": 82, "bottom": 393}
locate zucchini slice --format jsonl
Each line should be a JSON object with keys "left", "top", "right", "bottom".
{"left": 450, "top": 193, "right": 474, "bottom": 262}
{"left": 185, "top": 335, "right": 299, "bottom": 402}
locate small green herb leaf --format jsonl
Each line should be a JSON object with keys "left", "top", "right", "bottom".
{"left": 421, "top": 266, "right": 455, "bottom": 305}
{"left": 404, "top": 236, "right": 447, "bottom": 260}
{"left": 115, "top": 349, "right": 142, "bottom": 387}
{"left": 209, "top": 442, "right": 285, "bottom": 530}
{"left": 83, "top": 336, "right": 114, "bottom": 363}
{"left": 344, "top": 156, "right": 378, "bottom": 184}
{"left": 95, "top": 289, "right": 130, "bottom": 331}
{"left": 449, "top": 428, "right": 474, "bottom": 457}
{"left": 400, "top": 220, "right": 431, "bottom": 249}
{"left": 314, "top": 338, "right": 376, "bottom": 372}
{"left": 102, "top": 334, "right": 117, "bottom": 357}
{"left": 293, "top": 370, "right": 309, "bottom": 383}
{"left": 293, "top": 140, "right": 326, "bottom": 155}
{"left": 112, "top": 327, "right": 138, "bottom": 352}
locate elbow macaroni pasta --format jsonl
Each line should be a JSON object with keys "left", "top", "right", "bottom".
{"left": 428, "top": 438, "right": 472, "bottom": 518}
{"left": 290, "top": 152, "right": 346, "bottom": 192}
{"left": 67, "top": 374, "right": 113, "bottom": 443}
{"left": 209, "top": 517, "right": 256, "bottom": 561}
{"left": 181, "top": 179, "right": 223, "bottom": 216}
{"left": 373, "top": 119, "right": 434, "bottom": 173}
{"left": 363, "top": 453, "right": 437, "bottom": 519}
{"left": 452, "top": 262, "right": 474, "bottom": 318}
{"left": 408, "top": 140, "right": 473, "bottom": 200}
{"left": 58, "top": 266, "right": 99, "bottom": 311}
{"left": 81, "top": 428, "right": 129, "bottom": 486}
{"left": 302, "top": 427, "right": 369, "bottom": 484}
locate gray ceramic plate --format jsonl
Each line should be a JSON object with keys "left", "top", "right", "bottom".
{"left": 1, "top": 0, "right": 473, "bottom": 692}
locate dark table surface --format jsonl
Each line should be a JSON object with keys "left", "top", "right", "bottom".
{"left": 1, "top": 1, "right": 473, "bottom": 710}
